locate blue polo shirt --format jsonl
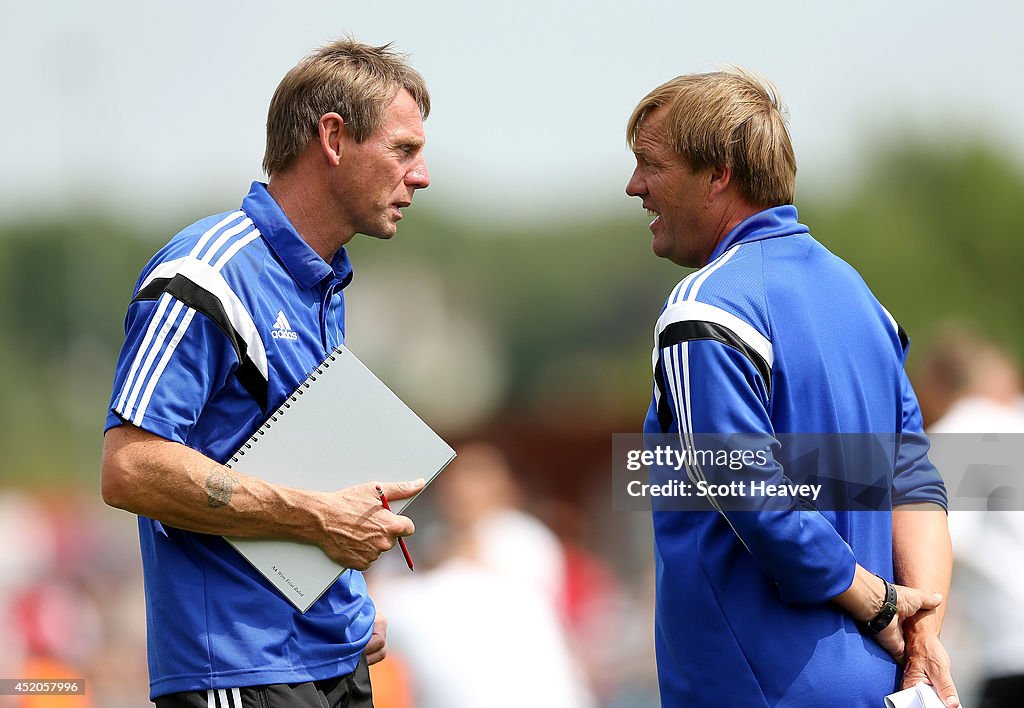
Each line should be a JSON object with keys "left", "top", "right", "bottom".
{"left": 106, "top": 182, "right": 373, "bottom": 699}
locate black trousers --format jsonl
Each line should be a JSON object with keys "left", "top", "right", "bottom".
{"left": 154, "top": 655, "right": 373, "bottom": 708}
{"left": 978, "top": 674, "right": 1024, "bottom": 708}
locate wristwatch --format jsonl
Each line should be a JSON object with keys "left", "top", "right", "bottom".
{"left": 864, "top": 575, "right": 898, "bottom": 635}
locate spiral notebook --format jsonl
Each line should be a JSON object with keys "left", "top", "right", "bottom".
{"left": 223, "top": 345, "right": 456, "bottom": 612}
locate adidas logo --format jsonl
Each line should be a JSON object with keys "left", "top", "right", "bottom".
{"left": 271, "top": 311, "right": 298, "bottom": 340}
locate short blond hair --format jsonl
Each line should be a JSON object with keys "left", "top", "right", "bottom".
{"left": 627, "top": 67, "right": 796, "bottom": 206}
{"left": 263, "top": 38, "right": 430, "bottom": 176}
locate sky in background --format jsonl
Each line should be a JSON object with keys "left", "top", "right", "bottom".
{"left": 3, "top": 0, "right": 1022, "bottom": 222}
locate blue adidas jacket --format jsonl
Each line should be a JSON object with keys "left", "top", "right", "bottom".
{"left": 643, "top": 205, "right": 946, "bottom": 706}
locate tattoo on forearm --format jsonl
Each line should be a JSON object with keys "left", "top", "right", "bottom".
{"left": 206, "top": 466, "right": 238, "bottom": 508}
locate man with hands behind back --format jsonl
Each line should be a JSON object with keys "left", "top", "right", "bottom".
{"left": 626, "top": 68, "right": 959, "bottom": 707}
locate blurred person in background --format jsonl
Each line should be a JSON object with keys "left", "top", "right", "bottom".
{"left": 100, "top": 38, "right": 432, "bottom": 707}
{"left": 625, "top": 68, "right": 958, "bottom": 706}
{"left": 370, "top": 443, "right": 594, "bottom": 707}
{"left": 0, "top": 492, "right": 93, "bottom": 708}
{"left": 916, "top": 325, "right": 1024, "bottom": 433}
{"left": 8, "top": 582, "right": 97, "bottom": 708}
{"left": 915, "top": 327, "right": 1024, "bottom": 707}
{"left": 536, "top": 497, "right": 659, "bottom": 707}
{"left": 0, "top": 490, "right": 151, "bottom": 706}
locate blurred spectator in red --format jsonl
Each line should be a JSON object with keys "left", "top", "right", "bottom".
{"left": 0, "top": 491, "right": 148, "bottom": 707}
{"left": 0, "top": 493, "right": 95, "bottom": 707}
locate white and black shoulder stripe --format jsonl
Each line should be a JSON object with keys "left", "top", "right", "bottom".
{"left": 114, "top": 215, "right": 268, "bottom": 423}
{"left": 651, "top": 245, "right": 772, "bottom": 431}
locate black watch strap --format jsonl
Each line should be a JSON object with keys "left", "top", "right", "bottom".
{"left": 864, "top": 575, "right": 898, "bottom": 635}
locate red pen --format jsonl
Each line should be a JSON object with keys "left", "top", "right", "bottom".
{"left": 376, "top": 485, "right": 415, "bottom": 571}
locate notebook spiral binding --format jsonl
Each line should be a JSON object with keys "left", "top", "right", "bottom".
{"left": 225, "top": 349, "right": 341, "bottom": 468}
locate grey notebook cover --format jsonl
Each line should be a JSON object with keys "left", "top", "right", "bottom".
{"left": 224, "top": 344, "right": 456, "bottom": 612}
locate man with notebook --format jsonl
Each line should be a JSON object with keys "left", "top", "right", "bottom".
{"left": 101, "top": 38, "right": 431, "bottom": 708}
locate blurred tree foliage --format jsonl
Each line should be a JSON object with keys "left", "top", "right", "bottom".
{"left": 2, "top": 137, "right": 1022, "bottom": 485}
{"left": 801, "top": 136, "right": 1024, "bottom": 359}
{"left": 0, "top": 218, "right": 157, "bottom": 485}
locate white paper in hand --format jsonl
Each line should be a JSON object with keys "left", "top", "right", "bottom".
{"left": 884, "top": 683, "right": 953, "bottom": 708}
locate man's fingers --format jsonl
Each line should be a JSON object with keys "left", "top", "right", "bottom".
{"left": 904, "top": 676, "right": 960, "bottom": 707}
{"left": 924, "top": 644, "right": 959, "bottom": 708}
{"left": 387, "top": 514, "right": 415, "bottom": 538}
{"left": 900, "top": 633, "right": 958, "bottom": 707}
{"left": 897, "top": 586, "right": 943, "bottom": 617}
{"left": 365, "top": 613, "right": 388, "bottom": 665}
{"left": 377, "top": 478, "right": 426, "bottom": 501}
{"left": 917, "top": 591, "right": 943, "bottom": 611}
{"left": 366, "top": 645, "right": 387, "bottom": 665}
{"left": 934, "top": 681, "right": 960, "bottom": 708}
{"left": 364, "top": 481, "right": 419, "bottom": 535}
{"left": 364, "top": 634, "right": 386, "bottom": 665}
{"left": 887, "top": 634, "right": 906, "bottom": 665}
{"left": 365, "top": 633, "right": 385, "bottom": 654}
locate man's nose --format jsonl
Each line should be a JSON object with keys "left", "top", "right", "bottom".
{"left": 625, "top": 168, "right": 645, "bottom": 197}
{"left": 407, "top": 156, "right": 430, "bottom": 190}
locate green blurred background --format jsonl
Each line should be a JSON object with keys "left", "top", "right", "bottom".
{"left": 2, "top": 1, "right": 1023, "bottom": 705}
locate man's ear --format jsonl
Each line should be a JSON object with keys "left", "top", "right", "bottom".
{"left": 318, "top": 113, "right": 345, "bottom": 166}
{"left": 706, "top": 163, "right": 733, "bottom": 204}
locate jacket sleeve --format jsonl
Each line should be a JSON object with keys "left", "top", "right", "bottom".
{"left": 106, "top": 291, "right": 239, "bottom": 445}
{"left": 892, "top": 368, "right": 948, "bottom": 509}
{"left": 658, "top": 337, "right": 857, "bottom": 603}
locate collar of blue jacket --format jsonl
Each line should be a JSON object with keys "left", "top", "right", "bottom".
{"left": 708, "top": 204, "right": 810, "bottom": 263}
{"left": 241, "top": 181, "right": 354, "bottom": 292}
